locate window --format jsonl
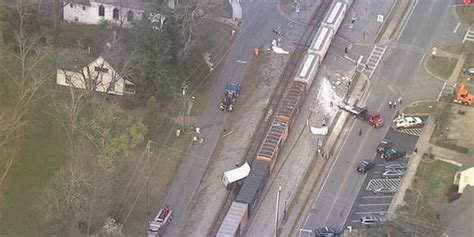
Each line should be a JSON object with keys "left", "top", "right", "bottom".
{"left": 94, "top": 67, "right": 109, "bottom": 73}
{"left": 113, "top": 8, "right": 119, "bottom": 20}
{"left": 82, "top": 6, "right": 86, "bottom": 10}
{"left": 98, "top": 5, "right": 105, "bottom": 17}
{"left": 124, "top": 83, "right": 136, "bottom": 94}
{"left": 127, "top": 10, "right": 134, "bottom": 21}
{"left": 70, "top": 3, "right": 73, "bottom": 8}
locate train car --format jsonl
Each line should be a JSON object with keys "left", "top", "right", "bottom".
{"left": 321, "top": 0, "right": 347, "bottom": 33}
{"left": 216, "top": 201, "right": 249, "bottom": 237}
{"left": 276, "top": 81, "right": 306, "bottom": 128}
{"left": 255, "top": 119, "right": 289, "bottom": 171}
{"left": 294, "top": 53, "right": 320, "bottom": 91}
{"left": 308, "top": 26, "right": 334, "bottom": 64}
{"left": 251, "top": 160, "right": 270, "bottom": 177}
{"left": 235, "top": 169, "right": 267, "bottom": 216}
{"left": 342, "top": 0, "right": 354, "bottom": 8}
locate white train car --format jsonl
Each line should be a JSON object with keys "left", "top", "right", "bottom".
{"left": 342, "top": 0, "right": 354, "bottom": 8}
{"left": 322, "top": 0, "right": 348, "bottom": 33}
{"left": 308, "top": 26, "right": 334, "bottom": 64}
{"left": 294, "top": 53, "right": 320, "bottom": 91}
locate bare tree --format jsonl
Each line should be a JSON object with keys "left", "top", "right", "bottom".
{"left": 0, "top": 3, "right": 51, "bottom": 187}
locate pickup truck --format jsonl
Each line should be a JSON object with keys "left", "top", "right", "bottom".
{"left": 338, "top": 102, "right": 384, "bottom": 128}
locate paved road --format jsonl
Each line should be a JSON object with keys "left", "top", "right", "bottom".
{"left": 300, "top": 0, "right": 457, "bottom": 233}
{"left": 162, "top": 2, "right": 291, "bottom": 236}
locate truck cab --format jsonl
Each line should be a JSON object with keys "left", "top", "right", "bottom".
{"left": 219, "top": 82, "right": 241, "bottom": 112}
{"left": 367, "top": 112, "right": 383, "bottom": 127}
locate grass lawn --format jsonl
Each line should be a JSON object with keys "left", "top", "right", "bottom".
{"left": 0, "top": 90, "right": 68, "bottom": 236}
{"left": 401, "top": 101, "right": 441, "bottom": 115}
{"left": 399, "top": 160, "right": 459, "bottom": 226}
{"left": 426, "top": 56, "right": 458, "bottom": 80}
{"left": 50, "top": 21, "right": 112, "bottom": 48}
{"left": 456, "top": 5, "right": 474, "bottom": 26}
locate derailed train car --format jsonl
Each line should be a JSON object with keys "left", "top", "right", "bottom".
{"left": 216, "top": 0, "right": 353, "bottom": 236}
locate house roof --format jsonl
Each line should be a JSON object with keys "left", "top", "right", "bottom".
{"left": 440, "top": 186, "right": 474, "bottom": 237}
{"left": 94, "top": 0, "right": 151, "bottom": 10}
{"left": 57, "top": 48, "right": 96, "bottom": 71}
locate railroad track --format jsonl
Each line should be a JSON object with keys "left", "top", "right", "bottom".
{"left": 207, "top": 1, "right": 332, "bottom": 236}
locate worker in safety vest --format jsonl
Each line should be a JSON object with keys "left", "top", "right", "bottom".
{"left": 193, "top": 136, "right": 198, "bottom": 145}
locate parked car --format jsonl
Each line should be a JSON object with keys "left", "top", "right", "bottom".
{"left": 382, "top": 169, "right": 404, "bottom": 178}
{"left": 464, "top": 67, "right": 474, "bottom": 75}
{"left": 381, "top": 148, "right": 406, "bottom": 161}
{"left": 357, "top": 160, "right": 375, "bottom": 173}
{"left": 376, "top": 139, "right": 392, "bottom": 153}
{"left": 360, "top": 215, "right": 385, "bottom": 225}
{"left": 372, "top": 186, "right": 397, "bottom": 195}
{"left": 314, "top": 226, "right": 342, "bottom": 237}
{"left": 393, "top": 116, "right": 423, "bottom": 129}
{"left": 384, "top": 162, "right": 407, "bottom": 170}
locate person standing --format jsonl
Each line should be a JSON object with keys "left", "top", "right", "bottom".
{"left": 389, "top": 101, "right": 393, "bottom": 109}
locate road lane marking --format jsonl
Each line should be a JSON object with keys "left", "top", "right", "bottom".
{"left": 453, "top": 22, "right": 461, "bottom": 33}
{"left": 397, "top": 0, "right": 419, "bottom": 40}
{"left": 321, "top": 124, "right": 372, "bottom": 225}
{"left": 237, "top": 60, "right": 247, "bottom": 63}
{"left": 351, "top": 220, "right": 361, "bottom": 223}
{"left": 362, "top": 195, "right": 393, "bottom": 199}
{"left": 418, "top": 53, "right": 425, "bottom": 66}
{"left": 359, "top": 203, "right": 390, "bottom": 207}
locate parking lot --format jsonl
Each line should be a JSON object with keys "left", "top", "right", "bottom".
{"left": 343, "top": 126, "right": 420, "bottom": 229}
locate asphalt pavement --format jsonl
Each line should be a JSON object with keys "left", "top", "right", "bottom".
{"left": 161, "top": 2, "right": 291, "bottom": 236}
{"left": 300, "top": 0, "right": 457, "bottom": 234}
{"left": 344, "top": 127, "right": 420, "bottom": 229}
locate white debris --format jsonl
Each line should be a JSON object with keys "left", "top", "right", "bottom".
{"left": 272, "top": 39, "right": 289, "bottom": 55}
{"left": 317, "top": 77, "right": 343, "bottom": 117}
{"left": 310, "top": 126, "right": 328, "bottom": 135}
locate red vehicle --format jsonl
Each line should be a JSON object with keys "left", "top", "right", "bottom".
{"left": 338, "top": 102, "right": 384, "bottom": 127}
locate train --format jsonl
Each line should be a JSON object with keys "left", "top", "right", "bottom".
{"left": 216, "top": 1, "right": 353, "bottom": 236}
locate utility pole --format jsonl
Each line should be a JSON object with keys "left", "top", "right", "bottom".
{"left": 146, "top": 140, "right": 151, "bottom": 216}
{"left": 181, "top": 81, "right": 189, "bottom": 133}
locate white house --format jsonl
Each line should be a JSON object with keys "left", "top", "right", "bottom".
{"left": 63, "top": 0, "right": 148, "bottom": 27}
{"left": 57, "top": 53, "right": 136, "bottom": 96}
{"left": 454, "top": 166, "right": 474, "bottom": 193}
